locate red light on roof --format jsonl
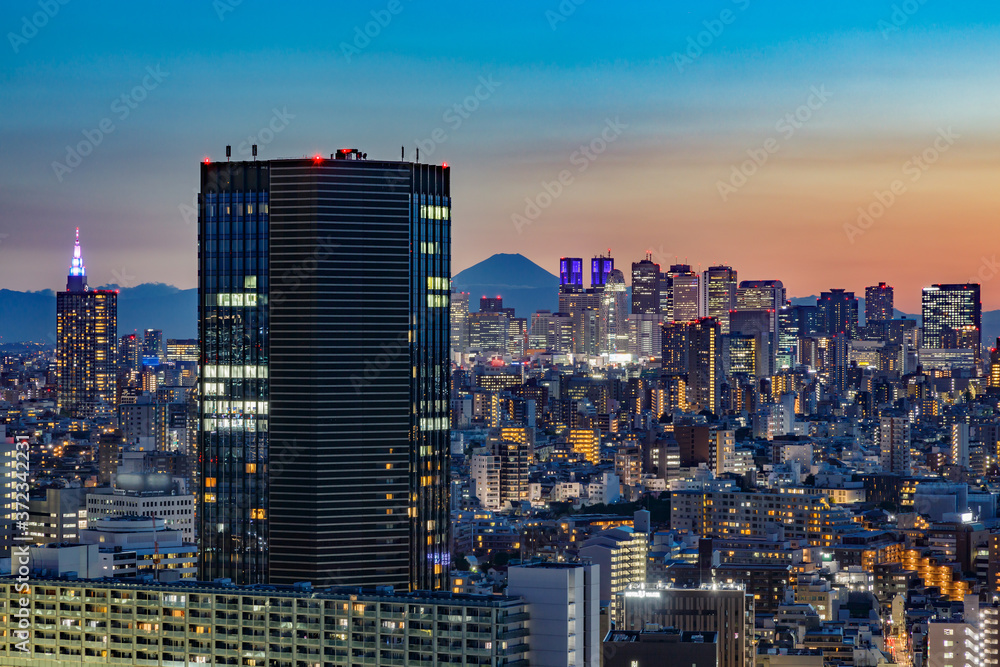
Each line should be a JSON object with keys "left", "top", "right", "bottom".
{"left": 339, "top": 148, "right": 351, "bottom": 154}
{"left": 203, "top": 157, "right": 210, "bottom": 164}
{"left": 442, "top": 162, "right": 449, "bottom": 168}
{"left": 313, "top": 154, "right": 323, "bottom": 163}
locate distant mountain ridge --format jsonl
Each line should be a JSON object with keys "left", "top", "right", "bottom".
{"left": 0, "top": 283, "right": 196, "bottom": 344}
{"left": 452, "top": 253, "right": 559, "bottom": 318}
{"left": 4, "top": 266, "right": 1000, "bottom": 346}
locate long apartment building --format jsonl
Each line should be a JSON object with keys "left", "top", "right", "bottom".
{"left": 670, "top": 489, "right": 855, "bottom": 546}
{"left": 0, "top": 578, "right": 529, "bottom": 666}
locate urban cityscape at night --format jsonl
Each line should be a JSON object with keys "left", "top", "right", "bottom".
{"left": 4, "top": 3, "right": 1000, "bottom": 667}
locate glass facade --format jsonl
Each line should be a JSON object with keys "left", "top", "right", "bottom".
{"left": 921, "top": 284, "right": 982, "bottom": 351}
{"left": 199, "top": 156, "right": 450, "bottom": 590}
{"left": 198, "top": 161, "right": 271, "bottom": 584}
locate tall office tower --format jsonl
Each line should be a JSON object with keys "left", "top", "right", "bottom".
{"left": 560, "top": 256, "right": 584, "bottom": 287}
{"left": 450, "top": 291, "right": 470, "bottom": 354}
{"left": 776, "top": 306, "right": 799, "bottom": 371}
{"left": 878, "top": 412, "right": 911, "bottom": 476}
{"left": 865, "top": 282, "right": 894, "bottom": 323}
{"left": 468, "top": 311, "right": 510, "bottom": 355}
{"left": 703, "top": 265, "right": 737, "bottom": 333}
{"left": 687, "top": 318, "right": 721, "bottom": 415}
{"left": 631, "top": 254, "right": 661, "bottom": 315}
{"left": 730, "top": 309, "right": 773, "bottom": 378}
{"left": 199, "top": 150, "right": 450, "bottom": 590}
{"left": 591, "top": 252, "right": 614, "bottom": 289}
{"left": 818, "top": 289, "right": 859, "bottom": 338}
{"left": 118, "top": 332, "right": 141, "bottom": 398}
{"left": 56, "top": 229, "right": 118, "bottom": 418}
{"left": 661, "top": 321, "right": 690, "bottom": 375}
{"left": 990, "top": 338, "right": 1000, "bottom": 388}
{"left": 922, "top": 284, "right": 982, "bottom": 352}
{"left": 670, "top": 265, "right": 701, "bottom": 322}
{"left": 628, "top": 313, "right": 662, "bottom": 358}
{"left": 559, "top": 285, "right": 601, "bottom": 356}
{"left": 724, "top": 333, "right": 757, "bottom": 377}
{"left": 142, "top": 328, "right": 164, "bottom": 364}
{"left": 736, "top": 279, "right": 784, "bottom": 348}
{"left": 600, "top": 269, "right": 629, "bottom": 355}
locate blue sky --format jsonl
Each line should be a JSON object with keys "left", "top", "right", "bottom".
{"left": 2, "top": 1, "right": 1000, "bottom": 310}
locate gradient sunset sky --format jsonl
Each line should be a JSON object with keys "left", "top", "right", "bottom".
{"left": 2, "top": 1, "right": 999, "bottom": 312}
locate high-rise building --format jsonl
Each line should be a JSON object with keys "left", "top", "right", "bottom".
{"left": 731, "top": 309, "right": 773, "bottom": 378}
{"left": 631, "top": 255, "right": 660, "bottom": 315}
{"left": 628, "top": 313, "right": 662, "bottom": 359}
{"left": 687, "top": 318, "right": 721, "bottom": 415}
{"left": 559, "top": 285, "right": 602, "bottom": 356}
{"left": 560, "top": 256, "right": 584, "bottom": 287}
{"left": 703, "top": 265, "right": 737, "bottom": 333}
{"left": 198, "top": 151, "right": 450, "bottom": 590}
{"left": 600, "top": 269, "right": 629, "bottom": 355}
{"left": 117, "top": 332, "right": 140, "bottom": 398}
{"left": 736, "top": 280, "right": 784, "bottom": 364}
{"left": 818, "top": 289, "right": 859, "bottom": 338}
{"left": 660, "top": 264, "right": 701, "bottom": 322}
{"left": 865, "top": 282, "right": 894, "bottom": 323}
{"left": 142, "top": 328, "right": 164, "bottom": 365}
{"left": 591, "top": 252, "right": 614, "bottom": 288}
{"left": 450, "top": 291, "right": 470, "bottom": 354}
{"left": 990, "top": 338, "right": 1000, "bottom": 388}
{"left": 878, "top": 412, "right": 911, "bottom": 476}
{"left": 661, "top": 321, "right": 690, "bottom": 375}
{"left": 922, "top": 283, "right": 982, "bottom": 353}
{"left": 56, "top": 229, "right": 118, "bottom": 418}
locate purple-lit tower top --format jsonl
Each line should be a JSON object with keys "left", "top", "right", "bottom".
{"left": 67, "top": 227, "right": 87, "bottom": 292}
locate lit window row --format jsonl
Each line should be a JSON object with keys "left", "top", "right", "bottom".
{"left": 419, "top": 205, "right": 449, "bottom": 220}
{"left": 216, "top": 293, "right": 259, "bottom": 307}
{"left": 203, "top": 400, "right": 269, "bottom": 414}
{"left": 426, "top": 277, "right": 449, "bottom": 290}
{"left": 203, "top": 418, "right": 268, "bottom": 431}
{"left": 427, "top": 294, "right": 449, "bottom": 308}
{"left": 203, "top": 365, "right": 268, "bottom": 379}
{"left": 419, "top": 416, "right": 449, "bottom": 431}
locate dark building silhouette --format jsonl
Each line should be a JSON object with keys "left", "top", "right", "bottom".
{"left": 198, "top": 150, "right": 450, "bottom": 590}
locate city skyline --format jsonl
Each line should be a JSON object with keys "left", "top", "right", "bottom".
{"left": 2, "top": 3, "right": 1000, "bottom": 312}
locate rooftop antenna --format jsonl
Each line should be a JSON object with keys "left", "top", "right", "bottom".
{"left": 252, "top": 144, "right": 258, "bottom": 161}
{"left": 416, "top": 147, "right": 420, "bottom": 162}
{"left": 401, "top": 145, "right": 405, "bottom": 161}
{"left": 226, "top": 145, "right": 231, "bottom": 161}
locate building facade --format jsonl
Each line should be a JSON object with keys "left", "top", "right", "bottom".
{"left": 56, "top": 229, "right": 117, "bottom": 418}
{"left": 198, "top": 151, "right": 450, "bottom": 590}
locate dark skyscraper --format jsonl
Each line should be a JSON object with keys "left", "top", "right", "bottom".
{"left": 818, "top": 289, "right": 859, "bottom": 338}
{"left": 631, "top": 255, "right": 660, "bottom": 315}
{"left": 865, "top": 282, "right": 894, "bottom": 323}
{"left": 56, "top": 229, "right": 117, "bottom": 418}
{"left": 591, "top": 252, "right": 614, "bottom": 288}
{"left": 560, "top": 256, "right": 583, "bottom": 287}
{"left": 703, "top": 265, "right": 737, "bottom": 333}
{"left": 199, "top": 150, "right": 450, "bottom": 590}
{"left": 922, "top": 283, "right": 982, "bottom": 351}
